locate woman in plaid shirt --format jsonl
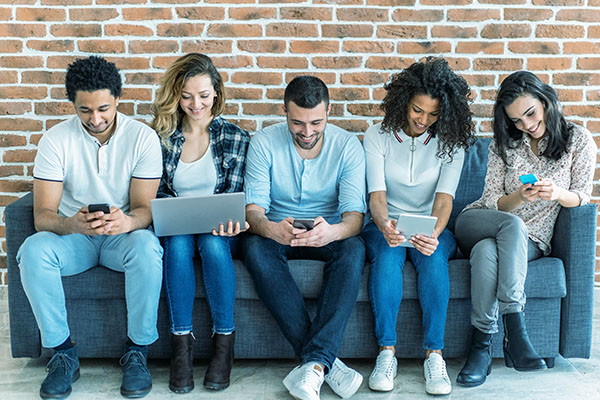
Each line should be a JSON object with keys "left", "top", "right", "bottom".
{"left": 152, "top": 53, "right": 250, "bottom": 394}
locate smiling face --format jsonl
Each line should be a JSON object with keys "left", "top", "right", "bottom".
{"left": 285, "top": 100, "right": 330, "bottom": 155}
{"left": 74, "top": 89, "right": 119, "bottom": 143}
{"left": 504, "top": 94, "right": 546, "bottom": 140}
{"left": 406, "top": 94, "right": 440, "bottom": 137}
{"left": 179, "top": 74, "right": 216, "bottom": 125}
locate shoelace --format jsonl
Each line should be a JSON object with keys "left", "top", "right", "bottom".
{"left": 426, "top": 358, "right": 449, "bottom": 380}
{"left": 326, "top": 363, "right": 345, "bottom": 386}
{"left": 119, "top": 350, "right": 149, "bottom": 375}
{"left": 373, "top": 354, "right": 395, "bottom": 378}
{"left": 300, "top": 366, "right": 323, "bottom": 392}
{"left": 46, "top": 352, "right": 77, "bottom": 375}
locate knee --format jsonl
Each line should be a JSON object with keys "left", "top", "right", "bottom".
{"left": 126, "top": 230, "right": 163, "bottom": 266}
{"left": 334, "top": 236, "right": 365, "bottom": 275}
{"left": 240, "top": 234, "right": 275, "bottom": 274}
{"left": 500, "top": 213, "right": 527, "bottom": 236}
{"left": 17, "top": 232, "right": 59, "bottom": 269}
{"left": 197, "top": 234, "right": 230, "bottom": 255}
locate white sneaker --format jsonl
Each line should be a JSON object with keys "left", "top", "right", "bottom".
{"left": 283, "top": 363, "right": 324, "bottom": 400}
{"left": 368, "top": 349, "right": 397, "bottom": 392}
{"left": 423, "top": 353, "right": 451, "bottom": 395}
{"left": 325, "top": 358, "right": 363, "bottom": 398}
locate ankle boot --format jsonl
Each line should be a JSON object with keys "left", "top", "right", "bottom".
{"left": 502, "top": 312, "right": 547, "bottom": 371}
{"left": 204, "top": 331, "right": 235, "bottom": 390}
{"left": 456, "top": 327, "right": 492, "bottom": 387}
{"left": 169, "top": 333, "right": 194, "bottom": 393}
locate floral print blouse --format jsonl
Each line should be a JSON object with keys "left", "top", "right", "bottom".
{"left": 466, "top": 123, "right": 596, "bottom": 254}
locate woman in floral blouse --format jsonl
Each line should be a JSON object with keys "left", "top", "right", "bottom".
{"left": 152, "top": 53, "right": 249, "bottom": 394}
{"left": 454, "top": 71, "right": 596, "bottom": 388}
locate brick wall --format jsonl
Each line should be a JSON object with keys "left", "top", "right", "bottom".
{"left": 0, "top": 0, "right": 599, "bottom": 286}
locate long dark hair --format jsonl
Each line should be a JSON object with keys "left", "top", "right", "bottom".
{"left": 380, "top": 57, "right": 475, "bottom": 160}
{"left": 493, "top": 71, "right": 573, "bottom": 164}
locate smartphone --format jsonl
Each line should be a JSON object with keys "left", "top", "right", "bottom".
{"left": 519, "top": 174, "right": 538, "bottom": 187}
{"left": 88, "top": 203, "right": 110, "bottom": 214}
{"left": 293, "top": 219, "right": 315, "bottom": 230}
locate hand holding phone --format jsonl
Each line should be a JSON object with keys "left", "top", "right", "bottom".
{"left": 88, "top": 203, "right": 110, "bottom": 214}
{"left": 292, "top": 219, "right": 315, "bottom": 230}
{"left": 519, "top": 174, "right": 538, "bottom": 188}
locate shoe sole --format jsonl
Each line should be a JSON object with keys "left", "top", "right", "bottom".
{"left": 40, "top": 369, "right": 80, "bottom": 399}
{"left": 204, "top": 380, "right": 230, "bottom": 390}
{"left": 169, "top": 383, "right": 194, "bottom": 393}
{"left": 120, "top": 384, "right": 152, "bottom": 399}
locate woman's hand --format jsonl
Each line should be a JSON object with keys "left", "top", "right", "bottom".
{"left": 410, "top": 233, "right": 439, "bottom": 256}
{"left": 212, "top": 220, "right": 250, "bottom": 237}
{"left": 376, "top": 218, "right": 407, "bottom": 247}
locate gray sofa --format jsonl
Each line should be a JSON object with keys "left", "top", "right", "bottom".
{"left": 6, "top": 138, "right": 597, "bottom": 365}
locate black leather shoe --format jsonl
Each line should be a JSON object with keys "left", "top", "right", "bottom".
{"left": 503, "top": 312, "right": 547, "bottom": 371}
{"left": 457, "top": 327, "right": 492, "bottom": 387}
{"left": 169, "top": 334, "right": 194, "bottom": 393}
{"left": 204, "top": 332, "right": 235, "bottom": 390}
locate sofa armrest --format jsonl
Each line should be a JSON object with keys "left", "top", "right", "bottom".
{"left": 550, "top": 203, "right": 597, "bottom": 358}
{"left": 5, "top": 192, "right": 42, "bottom": 357}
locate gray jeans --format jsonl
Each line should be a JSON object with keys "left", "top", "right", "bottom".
{"left": 455, "top": 208, "right": 543, "bottom": 334}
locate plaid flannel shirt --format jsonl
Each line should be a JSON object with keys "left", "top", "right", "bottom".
{"left": 158, "top": 116, "right": 250, "bottom": 198}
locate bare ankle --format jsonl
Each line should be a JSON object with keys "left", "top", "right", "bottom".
{"left": 379, "top": 346, "right": 395, "bottom": 356}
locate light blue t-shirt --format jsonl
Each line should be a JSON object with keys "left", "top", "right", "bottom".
{"left": 244, "top": 122, "right": 366, "bottom": 224}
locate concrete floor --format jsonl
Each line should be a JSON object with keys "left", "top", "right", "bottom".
{"left": 1, "top": 287, "right": 599, "bottom": 399}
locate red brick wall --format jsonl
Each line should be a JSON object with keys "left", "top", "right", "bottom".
{"left": 0, "top": 0, "right": 599, "bottom": 285}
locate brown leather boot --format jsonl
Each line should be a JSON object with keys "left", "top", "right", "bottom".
{"left": 169, "top": 333, "right": 194, "bottom": 393}
{"left": 204, "top": 332, "right": 235, "bottom": 390}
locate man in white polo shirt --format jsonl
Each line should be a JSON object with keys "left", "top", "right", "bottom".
{"left": 17, "top": 56, "right": 163, "bottom": 399}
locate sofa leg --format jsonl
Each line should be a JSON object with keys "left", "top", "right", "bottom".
{"left": 544, "top": 358, "right": 555, "bottom": 369}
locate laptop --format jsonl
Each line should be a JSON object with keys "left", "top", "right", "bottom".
{"left": 393, "top": 213, "right": 438, "bottom": 248}
{"left": 151, "top": 192, "right": 245, "bottom": 237}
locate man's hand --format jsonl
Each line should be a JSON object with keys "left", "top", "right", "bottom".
{"left": 410, "top": 233, "right": 439, "bottom": 256}
{"left": 69, "top": 206, "right": 112, "bottom": 235}
{"left": 103, "top": 206, "right": 133, "bottom": 236}
{"left": 290, "top": 216, "right": 340, "bottom": 247}
{"left": 376, "top": 218, "right": 407, "bottom": 247}
{"left": 268, "top": 217, "right": 297, "bottom": 245}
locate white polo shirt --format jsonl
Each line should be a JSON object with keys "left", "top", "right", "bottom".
{"left": 364, "top": 123, "right": 464, "bottom": 217}
{"left": 33, "top": 112, "right": 162, "bottom": 217}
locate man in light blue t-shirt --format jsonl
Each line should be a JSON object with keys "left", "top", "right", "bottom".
{"left": 16, "top": 56, "right": 163, "bottom": 400}
{"left": 240, "top": 76, "right": 366, "bottom": 400}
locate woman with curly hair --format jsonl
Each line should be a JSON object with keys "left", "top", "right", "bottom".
{"left": 454, "top": 71, "right": 596, "bottom": 387}
{"left": 152, "top": 53, "right": 249, "bottom": 393}
{"left": 361, "top": 57, "right": 475, "bottom": 395}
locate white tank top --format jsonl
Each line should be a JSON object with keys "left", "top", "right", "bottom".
{"left": 173, "top": 145, "right": 217, "bottom": 197}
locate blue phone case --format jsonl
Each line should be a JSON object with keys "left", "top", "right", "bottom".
{"left": 519, "top": 174, "right": 538, "bottom": 185}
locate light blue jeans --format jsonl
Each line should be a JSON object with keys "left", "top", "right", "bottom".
{"left": 17, "top": 229, "right": 163, "bottom": 348}
{"left": 362, "top": 221, "right": 455, "bottom": 350}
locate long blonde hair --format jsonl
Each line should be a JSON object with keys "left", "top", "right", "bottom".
{"left": 151, "top": 53, "right": 226, "bottom": 147}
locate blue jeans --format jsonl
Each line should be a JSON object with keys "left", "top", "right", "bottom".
{"left": 239, "top": 234, "right": 365, "bottom": 371}
{"left": 17, "top": 229, "right": 163, "bottom": 348}
{"left": 362, "top": 221, "right": 455, "bottom": 350}
{"left": 161, "top": 233, "right": 237, "bottom": 334}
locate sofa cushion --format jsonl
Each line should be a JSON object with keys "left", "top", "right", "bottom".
{"left": 61, "top": 255, "right": 566, "bottom": 302}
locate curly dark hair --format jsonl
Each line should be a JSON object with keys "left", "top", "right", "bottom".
{"left": 493, "top": 71, "right": 573, "bottom": 164}
{"left": 65, "top": 56, "right": 122, "bottom": 102}
{"left": 380, "top": 57, "right": 475, "bottom": 160}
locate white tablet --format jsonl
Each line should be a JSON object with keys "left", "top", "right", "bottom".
{"left": 393, "top": 213, "right": 437, "bottom": 248}
{"left": 151, "top": 192, "right": 245, "bottom": 237}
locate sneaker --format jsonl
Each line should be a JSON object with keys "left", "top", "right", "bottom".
{"left": 325, "top": 358, "right": 363, "bottom": 398}
{"left": 423, "top": 353, "right": 451, "bottom": 395}
{"left": 368, "top": 349, "right": 397, "bottom": 392}
{"left": 282, "top": 362, "right": 324, "bottom": 400}
{"left": 120, "top": 345, "right": 152, "bottom": 398}
{"left": 40, "top": 345, "right": 80, "bottom": 399}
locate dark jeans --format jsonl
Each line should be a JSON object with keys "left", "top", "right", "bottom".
{"left": 239, "top": 233, "right": 365, "bottom": 371}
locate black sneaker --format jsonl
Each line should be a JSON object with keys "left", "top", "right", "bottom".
{"left": 119, "top": 345, "right": 152, "bottom": 398}
{"left": 40, "top": 345, "right": 80, "bottom": 399}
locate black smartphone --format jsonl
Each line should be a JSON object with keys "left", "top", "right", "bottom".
{"left": 293, "top": 219, "right": 315, "bottom": 230}
{"left": 88, "top": 203, "right": 110, "bottom": 214}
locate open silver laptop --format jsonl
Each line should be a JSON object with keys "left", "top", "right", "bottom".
{"left": 151, "top": 192, "right": 245, "bottom": 237}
